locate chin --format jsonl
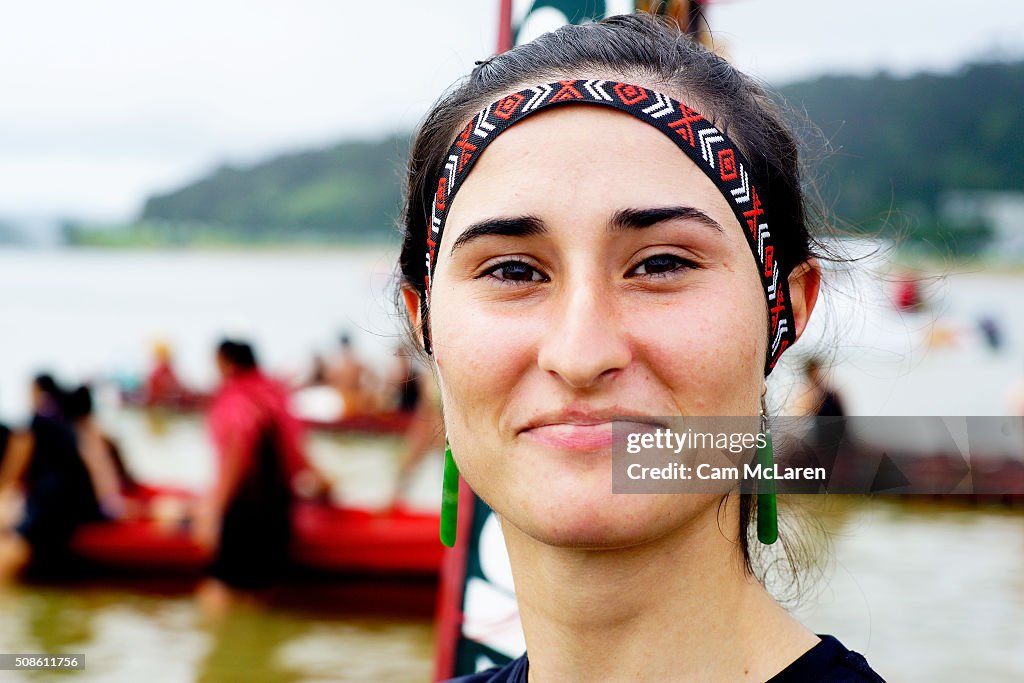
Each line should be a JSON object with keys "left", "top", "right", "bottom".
{"left": 512, "top": 491, "right": 686, "bottom": 550}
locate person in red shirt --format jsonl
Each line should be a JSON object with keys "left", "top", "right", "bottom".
{"left": 144, "top": 341, "right": 188, "bottom": 407}
{"left": 194, "top": 339, "right": 325, "bottom": 612}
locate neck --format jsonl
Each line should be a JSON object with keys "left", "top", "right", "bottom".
{"left": 501, "top": 499, "right": 818, "bottom": 682}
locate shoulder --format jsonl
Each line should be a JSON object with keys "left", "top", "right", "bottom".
{"left": 769, "top": 634, "right": 886, "bottom": 682}
{"left": 442, "top": 655, "right": 528, "bottom": 683}
{"left": 210, "top": 379, "right": 257, "bottom": 413}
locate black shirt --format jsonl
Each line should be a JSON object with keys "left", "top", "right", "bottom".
{"left": 446, "top": 635, "right": 885, "bottom": 682}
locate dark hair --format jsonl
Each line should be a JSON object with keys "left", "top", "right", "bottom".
{"left": 64, "top": 385, "right": 95, "bottom": 421}
{"left": 217, "top": 339, "right": 259, "bottom": 371}
{"left": 33, "top": 373, "right": 61, "bottom": 398}
{"left": 32, "top": 372, "right": 69, "bottom": 418}
{"left": 397, "top": 13, "right": 825, "bottom": 579}
{"left": 32, "top": 374, "right": 96, "bottom": 422}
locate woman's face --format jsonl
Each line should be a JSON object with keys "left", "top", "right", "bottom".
{"left": 422, "top": 105, "right": 800, "bottom": 549}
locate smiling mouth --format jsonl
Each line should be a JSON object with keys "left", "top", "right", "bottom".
{"left": 520, "top": 418, "right": 664, "bottom": 451}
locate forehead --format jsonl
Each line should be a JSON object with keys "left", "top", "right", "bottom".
{"left": 442, "top": 105, "right": 738, "bottom": 236}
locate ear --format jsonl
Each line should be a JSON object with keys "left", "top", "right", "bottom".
{"left": 401, "top": 284, "right": 425, "bottom": 348}
{"left": 788, "top": 259, "right": 821, "bottom": 341}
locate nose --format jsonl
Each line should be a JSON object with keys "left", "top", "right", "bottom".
{"left": 536, "top": 277, "right": 632, "bottom": 389}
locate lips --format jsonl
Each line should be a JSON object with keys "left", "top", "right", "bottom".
{"left": 517, "top": 410, "right": 667, "bottom": 452}
{"left": 522, "top": 422, "right": 616, "bottom": 450}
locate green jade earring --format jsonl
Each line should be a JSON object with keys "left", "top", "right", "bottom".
{"left": 756, "top": 404, "right": 778, "bottom": 545}
{"left": 440, "top": 440, "right": 460, "bottom": 547}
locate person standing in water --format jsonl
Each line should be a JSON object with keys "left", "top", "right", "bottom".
{"left": 325, "top": 333, "right": 375, "bottom": 416}
{"left": 194, "top": 340, "right": 325, "bottom": 612}
{"left": 0, "top": 375, "right": 102, "bottom": 579}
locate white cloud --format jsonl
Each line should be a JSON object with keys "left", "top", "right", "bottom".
{"left": 709, "top": 0, "right": 1024, "bottom": 83}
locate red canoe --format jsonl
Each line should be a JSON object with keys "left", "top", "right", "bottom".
{"left": 69, "top": 500, "right": 443, "bottom": 577}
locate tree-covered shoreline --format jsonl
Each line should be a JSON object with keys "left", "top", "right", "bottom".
{"left": 66, "top": 60, "right": 1024, "bottom": 252}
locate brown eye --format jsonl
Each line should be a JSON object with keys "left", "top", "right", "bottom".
{"left": 482, "top": 260, "right": 547, "bottom": 283}
{"left": 629, "top": 254, "right": 696, "bottom": 278}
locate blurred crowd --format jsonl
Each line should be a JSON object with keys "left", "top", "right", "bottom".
{"left": 0, "top": 334, "right": 442, "bottom": 615}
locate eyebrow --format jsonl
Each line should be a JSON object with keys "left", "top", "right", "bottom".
{"left": 449, "top": 215, "right": 546, "bottom": 254}
{"left": 448, "top": 205, "right": 723, "bottom": 255}
{"left": 609, "top": 206, "right": 724, "bottom": 234}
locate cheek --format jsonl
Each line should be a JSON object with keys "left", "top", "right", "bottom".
{"left": 628, "top": 274, "right": 764, "bottom": 413}
{"left": 429, "top": 290, "right": 543, "bottom": 438}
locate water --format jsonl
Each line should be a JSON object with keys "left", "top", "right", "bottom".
{"left": 0, "top": 501, "right": 1020, "bottom": 681}
{"left": 0, "top": 586, "right": 435, "bottom": 682}
{"left": 0, "top": 246, "right": 405, "bottom": 423}
{"left": 792, "top": 500, "right": 1024, "bottom": 682}
{"left": 2, "top": 247, "right": 1024, "bottom": 680}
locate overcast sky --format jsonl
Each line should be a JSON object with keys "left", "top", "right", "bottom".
{"left": 2, "top": 0, "right": 1022, "bottom": 223}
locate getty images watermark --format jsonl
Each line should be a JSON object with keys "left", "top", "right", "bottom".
{"left": 623, "top": 426, "right": 827, "bottom": 483}
{"left": 612, "top": 416, "right": 1024, "bottom": 496}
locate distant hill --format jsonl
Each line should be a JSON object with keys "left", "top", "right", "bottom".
{"left": 135, "top": 60, "right": 1024, "bottom": 246}
{"left": 780, "top": 60, "right": 1024, "bottom": 242}
{"left": 139, "top": 135, "right": 410, "bottom": 242}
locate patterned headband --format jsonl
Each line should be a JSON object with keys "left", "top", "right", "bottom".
{"left": 422, "top": 79, "right": 795, "bottom": 375}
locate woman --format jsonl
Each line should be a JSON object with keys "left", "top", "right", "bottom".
{"left": 0, "top": 375, "right": 103, "bottom": 578}
{"left": 398, "top": 14, "right": 884, "bottom": 683}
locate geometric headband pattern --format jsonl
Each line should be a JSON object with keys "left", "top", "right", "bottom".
{"left": 423, "top": 79, "right": 795, "bottom": 375}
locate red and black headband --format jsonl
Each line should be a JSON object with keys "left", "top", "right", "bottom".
{"left": 422, "top": 79, "right": 795, "bottom": 375}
